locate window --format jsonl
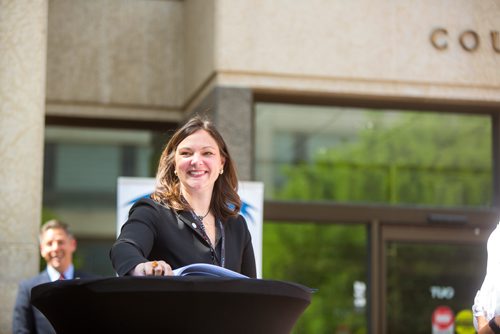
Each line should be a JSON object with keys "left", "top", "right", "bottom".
{"left": 263, "top": 222, "right": 367, "bottom": 334}
{"left": 43, "top": 126, "right": 169, "bottom": 275}
{"left": 255, "top": 102, "right": 494, "bottom": 333}
{"left": 255, "top": 103, "right": 493, "bottom": 208}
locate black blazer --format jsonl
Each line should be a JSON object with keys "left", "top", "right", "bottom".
{"left": 110, "top": 197, "right": 257, "bottom": 278}
{"left": 13, "top": 269, "right": 95, "bottom": 334}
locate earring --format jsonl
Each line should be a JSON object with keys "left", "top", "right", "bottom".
{"left": 174, "top": 170, "right": 178, "bottom": 176}
{"left": 219, "top": 169, "right": 224, "bottom": 175}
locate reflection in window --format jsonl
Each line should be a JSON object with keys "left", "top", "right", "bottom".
{"left": 255, "top": 103, "right": 492, "bottom": 208}
{"left": 43, "top": 126, "right": 168, "bottom": 275}
{"left": 386, "top": 242, "right": 484, "bottom": 333}
{"left": 263, "top": 222, "right": 367, "bottom": 333}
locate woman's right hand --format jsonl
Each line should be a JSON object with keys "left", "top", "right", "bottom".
{"left": 130, "top": 260, "right": 173, "bottom": 276}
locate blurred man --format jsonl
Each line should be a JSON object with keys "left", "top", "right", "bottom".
{"left": 13, "top": 220, "right": 95, "bottom": 334}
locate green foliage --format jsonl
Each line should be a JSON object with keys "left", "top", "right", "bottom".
{"left": 262, "top": 111, "right": 492, "bottom": 333}
{"left": 275, "top": 112, "right": 492, "bottom": 206}
{"left": 263, "top": 223, "right": 367, "bottom": 333}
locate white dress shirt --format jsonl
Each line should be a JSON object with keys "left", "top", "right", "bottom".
{"left": 46, "top": 264, "right": 75, "bottom": 282}
{"left": 473, "top": 222, "right": 500, "bottom": 329}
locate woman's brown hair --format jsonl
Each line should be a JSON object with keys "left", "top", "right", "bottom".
{"left": 151, "top": 115, "right": 241, "bottom": 220}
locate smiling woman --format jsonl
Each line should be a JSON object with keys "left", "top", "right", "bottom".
{"left": 173, "top": 130, "right": 225, "bottom": 245}
{"left": 110, "top": 115, "right": 257, "bottom": 278}
{"left": 174, "top": 129, "right": 225, "bottom": 200}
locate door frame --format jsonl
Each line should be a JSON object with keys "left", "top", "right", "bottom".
{"left": 375, "top": 221, "right": 495, "bottom": 334}
{"left": 264, "top": 200, "right": 500, "bottom": 333}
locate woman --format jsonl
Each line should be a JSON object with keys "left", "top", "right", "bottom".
{"left": 473, "top": 222, "right": 500, "bottom": 333}
{"left": 110, "top": 116, "right": 256, "bottom": 278}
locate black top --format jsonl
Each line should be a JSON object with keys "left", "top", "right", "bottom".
{"left": 110, "top": 197, "right": 257, "bottom": 278}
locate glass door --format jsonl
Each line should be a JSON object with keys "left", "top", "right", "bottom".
{"left": 381, "top": 224, "right": 490, "bottom": 334}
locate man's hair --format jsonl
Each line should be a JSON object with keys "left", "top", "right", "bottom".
{"left": 39, "top": 219, "right": 73, "bottom": 243}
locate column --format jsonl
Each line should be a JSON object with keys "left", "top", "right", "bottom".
{"left": 191, "top": 87, "right": 254, "bottom": 181}
{"left": 0, "top": 1, "right": 48, "bottom": 333}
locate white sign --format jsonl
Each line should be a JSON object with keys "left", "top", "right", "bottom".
{"left": 117, "top": 177, "right": 264, "bottom": 278}
{"left": 430, "top": 286, "right": 455, "bottom": 300}
{"left": 353, "top": 281, "right": 366, "bottom": 309}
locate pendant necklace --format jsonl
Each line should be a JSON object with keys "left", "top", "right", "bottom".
{"left": 190, "top": 211, "right": 226, "bottom": 268}
{"left": 195, "top": 208, "right": 210, "bottom": 221}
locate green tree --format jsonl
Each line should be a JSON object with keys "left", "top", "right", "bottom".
{"left": 262, "top": 111, "right": 491, "bottom": 333}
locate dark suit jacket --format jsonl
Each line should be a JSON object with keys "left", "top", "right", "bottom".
{"left": 13, "top": 269, "right": 95, "bottom": 334}
{"left": 110, "top": 197, "right": 257, "bottom": 278}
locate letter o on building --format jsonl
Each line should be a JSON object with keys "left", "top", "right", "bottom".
{"left": 459, "top": 30, "right": 479, "bottom": 52}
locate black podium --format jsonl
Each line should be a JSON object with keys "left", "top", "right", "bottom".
{"left": 31, "top": 277, "right": 313, "bottom": 334}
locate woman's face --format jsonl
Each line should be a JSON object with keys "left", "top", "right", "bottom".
{"left": 174, "top": 129, "right": 225, "bottom": 195}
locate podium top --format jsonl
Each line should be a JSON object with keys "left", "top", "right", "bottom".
{"left": 32, "top": 276, "right": 313, "bottom": 334}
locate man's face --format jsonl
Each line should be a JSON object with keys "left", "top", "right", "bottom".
{"left": 40, "top": 228, "right": 76, "bottom": 272}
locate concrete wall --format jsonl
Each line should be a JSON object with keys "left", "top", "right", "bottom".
{"left": 214, "top": 0, "right": 500, "bottom": 103}
{"left": 46, "top": 0, "right": 185, "bottom": 120}
{"left": 0, "top": 1, "right": 48, "bottom": 332}
{"left": 184, "top": 0, "right": 216, "bottom": 106}
{"left": 46, "top": 0, "right": 500, "bottom": 116}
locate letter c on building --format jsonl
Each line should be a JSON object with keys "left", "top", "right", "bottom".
{"left": 431, "top": 28, "right": 448, "bottom": 50}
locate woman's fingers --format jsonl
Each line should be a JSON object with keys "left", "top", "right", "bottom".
{"left": 156, "top": 260, "right": 173, "bottom": 276}
{"left": 139, "top": 260, "right": 173, "bottom": 276}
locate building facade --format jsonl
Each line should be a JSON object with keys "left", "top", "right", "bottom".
{"left": 1, "top": 0, "right": 499, "bottom": 332}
